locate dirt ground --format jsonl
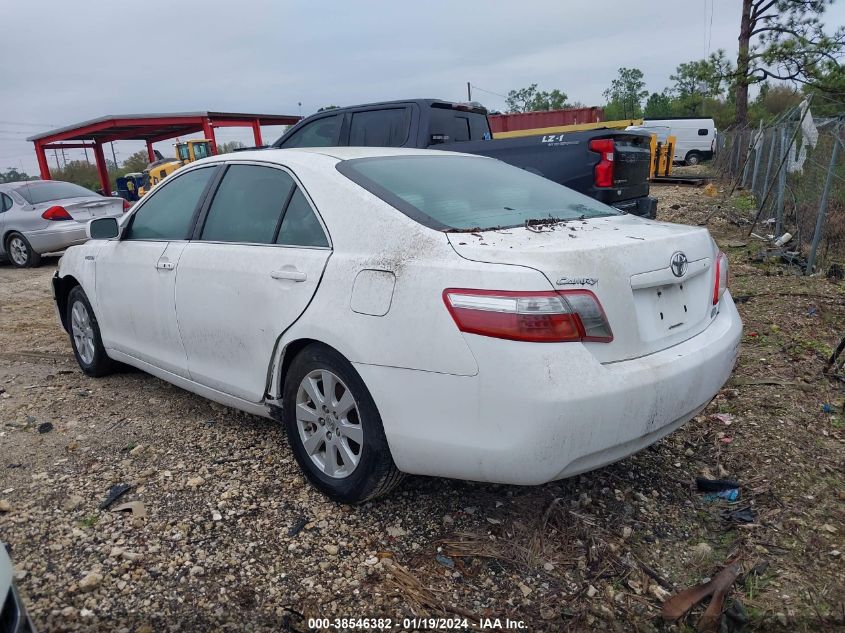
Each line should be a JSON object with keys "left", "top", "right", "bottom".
{"left": 1, "top": 184, "right": 843, "bottom": 632}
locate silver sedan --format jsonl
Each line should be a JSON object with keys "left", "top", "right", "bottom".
{"left": 0, "top": 180, "right": 126, "bottom": 268}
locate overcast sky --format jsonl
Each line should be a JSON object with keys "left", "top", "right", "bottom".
{"left": 1, "top": 0, "right": 843, "bottom": 175}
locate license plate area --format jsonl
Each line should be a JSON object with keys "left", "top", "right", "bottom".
{"left": 632, "top": 279, "right": 702, "bottom": 342}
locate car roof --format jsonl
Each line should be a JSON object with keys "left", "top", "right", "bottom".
{"left": 196, "top": 146, "right": 482, "bottom": 166}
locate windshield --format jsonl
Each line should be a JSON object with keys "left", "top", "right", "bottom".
{"left": 15, "top": 181, "right": 96, "bottom": 204}
{"left": 337, "top": 155, "right": 617, "bottom": 230}
{"left": 192, "top": 142, "right": 211, "bottom": 159}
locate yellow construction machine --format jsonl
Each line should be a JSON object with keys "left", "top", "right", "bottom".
{"left": 138, "top": 139, "right": 214, "bottom": 196}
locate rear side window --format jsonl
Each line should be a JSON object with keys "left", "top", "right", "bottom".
{"left": 279, "top": 114, "right": 341, "bottom": 148}
{"left": 0, "top": 193, "right": 12, "bottom": 212}
{"left": 698, "top": 128, "right": 709, "bottom": 136}
{"left": 276, "top": 188, "right": 328, "bottom": 247}
{"left": 125, "top": 167, "right": 214, "bottom": 240}
{"left": 201, "top": 165, "right": 294, "bottom": 244}
{"left": 338, "top": 155, "right": 616, "bottom": 231}
{"left": 430, "top": 108, "right": 491, "bottom": 144}
{"left": 348, "top": 108, "right": 409, "bottom": 147}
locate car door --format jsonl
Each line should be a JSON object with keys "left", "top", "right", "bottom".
{"left": 175, "top": 163, "right": 331, "bottom": 401}
{"left": 0, "top": 192, "right": 11, "bottom": 252}
{"left": 94, "top": 166, "right": 218, "bottom": 377}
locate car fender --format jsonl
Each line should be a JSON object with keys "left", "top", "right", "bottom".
{"left": 56, "top": 242, "right": 104, "bottom": 312}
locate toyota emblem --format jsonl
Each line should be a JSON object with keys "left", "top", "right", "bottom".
{"left": 670, "top": 252, "right": 688, "bottom": 278}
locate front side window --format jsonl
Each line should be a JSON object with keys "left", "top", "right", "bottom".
{"left": 201, "top": 165, "right": 294, "bottom": 244}
{"left": 177, "top": 145, "right": 190, "bottom": 161}
{"left": 276, "top": 188, "right": 328, "bottom": 247}
{"left": 348, "top": 108, "right": 409, "bottom": 147}
{"left": 338, "top": 155, "right": 617, "bottom": 231}
{"left": 278, "top": 115, "right": 341, "bottom": 148}
{"left": 125, "top": 167, "right": 214, "bottom": 240}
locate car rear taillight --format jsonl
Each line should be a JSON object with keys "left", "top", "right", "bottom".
{"left": 713, "top": 252, "right": 729, "bottom": 305}
{"left": 443, "top": 289, "right": 613, "bottom": 343}
{"left": 588, "top": 138, "right": 615, "bottom": 188}
{"left": 42, "top": 205, "right": 72, "bottom": 221}
{"left": 123, "top": 199, "right": 132, "bottom": 212}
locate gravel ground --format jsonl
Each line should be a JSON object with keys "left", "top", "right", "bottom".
{"left": 1, "top": 184, "right": 844, "bottom": 632}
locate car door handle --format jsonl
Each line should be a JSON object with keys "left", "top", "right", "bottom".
{"left": 156, "top": 261, "right": 175, "bottom": 271}
{"left": 270, "top": 269, "right": 307, "bottom": 282}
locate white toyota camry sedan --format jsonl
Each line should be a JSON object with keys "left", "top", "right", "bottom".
{"left": 52, "top": 147, "right": 742, "bottom": 503}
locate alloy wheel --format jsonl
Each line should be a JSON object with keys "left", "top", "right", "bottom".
{"left": 8, "top": 237, "right": 28, "bottom": 266}
{"left": 295, "top": 369, "right": 363, "bottom": 478}
{"left": 71, "top": 300, "right": 96, "bottom": 365}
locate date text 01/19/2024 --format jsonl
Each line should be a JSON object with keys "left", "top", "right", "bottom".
{"left": 307, "top": 617, "right": 527, "bottom": 630}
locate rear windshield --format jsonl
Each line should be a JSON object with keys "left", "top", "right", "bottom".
{"left": 337, "top": 155, "right": 617, "bottom": 231}
{"left": 15, "top": 181, "right": 96, "bottom": 204}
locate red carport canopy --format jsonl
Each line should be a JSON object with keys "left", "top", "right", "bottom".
{"left": 27, "top": 111, "right": 300, "bottom": 195}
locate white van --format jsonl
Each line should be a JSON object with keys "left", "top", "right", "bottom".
{"left": 628, "top": 117, "right": 717, "bottom": 165}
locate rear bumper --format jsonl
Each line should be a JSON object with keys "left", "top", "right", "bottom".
{"left": 24, "top": 223, "right": 87, "bottom": 255}
{"left": 356, "top": 294, "right": 742, "bottom": 485}
{"left": 613, "top": 196, "right": 657, "bottom": 219}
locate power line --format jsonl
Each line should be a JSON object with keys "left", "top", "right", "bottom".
{"left": 706, "top": 0, "right": 714, "bottom": 57}
{"left": 470, "top": 84, "right": 508, "bottom": 99}
{"left": 0, "top": 120, "right": 57, "bottom": 127}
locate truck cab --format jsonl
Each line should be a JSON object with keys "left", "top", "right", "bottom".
{"left": 273, "top": 99, "right": 656, "bottom": 217}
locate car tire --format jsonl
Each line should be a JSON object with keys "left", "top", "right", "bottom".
{"left": 67, "top": 286, "right": 116, "bottom": 377}
{"left": 5, "top": 232, "right": 41, "bottom": 268}
{"left": 685, "top": 151, "right": 702, "bottom": 166}
{"left": 282, "top": 344, "right": 404, "bottom": 503}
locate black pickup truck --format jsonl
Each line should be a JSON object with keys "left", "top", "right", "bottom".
{"left": 271, "top": 99, "right": 657, "bottom": 217}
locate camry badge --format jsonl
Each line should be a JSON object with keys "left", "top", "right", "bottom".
{"left": 670, "top": 252, "right": 688, "bottom": 278}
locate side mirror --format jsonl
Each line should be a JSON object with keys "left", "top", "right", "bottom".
{"left": 87, "top": 217, "right": 120, "bottom": 240}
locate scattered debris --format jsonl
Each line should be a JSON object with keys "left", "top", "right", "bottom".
{"left": 696, "top": 477, "right": 739, "bottom": 493}
{"left": 98, "top": 484, "right": 132, "bottom": 510}
{"left": 287, "top": 517, "right": 308, "bottom": 537}
{"left": 0, "top": 500, "right": 10, "bottom": 512}
{"left": 704, "top": 489, "right": 740, "bottom": 502}
{"left": 724, "top": 599, "right": 749, "bottom": 632}
{"left": 435, "top": 553, "right": 455, "bottom": 569}
{"left": 112, "top": 501, "right": 147, "bottom": 519}
{"left": 774, "top": 232, "right": 793, "bottom": 247}
{"left": 711, "top": 413, "right": 734, "bottom": 425}
{"left": 721, "top": 506, "right": 757, "bottom": 524}
{"left": 37, "top": 422, "right": 53, "bottom": 434}
{"left": 662, "top": 558, "right": 742, "bottom": 631}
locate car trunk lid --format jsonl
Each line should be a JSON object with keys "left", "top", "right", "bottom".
{"left": 33, "top": 196, "right": 124, "bottom": 222}
{"left": 447, "top": 214, "right": 718, "bottom": 363}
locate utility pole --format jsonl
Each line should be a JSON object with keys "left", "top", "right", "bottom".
{"left": 83, "top": 145, "right": 90, "bottom": 164}
{"left": 60, "top": 147, "right": 67, "bottom": 168}
{"left": 467, "top": 82, "right": 472, "bottom": 101}
{"left": 110, "top": 142, "right": 118, "bottom": 170}
{"left": 53, "top": 150, "right": 60, "bottom": 171}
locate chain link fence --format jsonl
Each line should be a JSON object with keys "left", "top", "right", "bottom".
{"left": 711, "top": 101, "right": 845, "bottom": 275}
